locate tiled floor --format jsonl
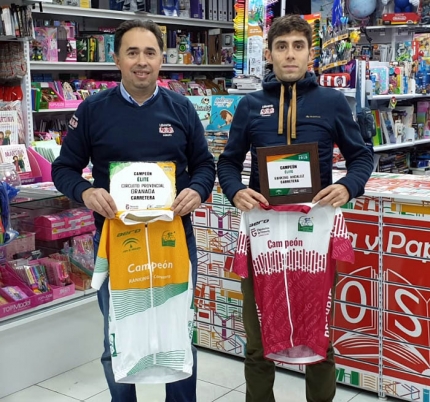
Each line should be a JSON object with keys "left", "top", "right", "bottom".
{"left": 0, "top": 348, "right": 388, "bottom": 401}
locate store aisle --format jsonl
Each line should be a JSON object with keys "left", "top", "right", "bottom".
{"left": 0, "top": 348, "right": 387, "bottom": 401}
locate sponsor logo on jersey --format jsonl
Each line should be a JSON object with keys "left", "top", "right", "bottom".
{"left": 122, "top": 237, "right": 142, "bottom": 252}
{"left": 249, "top": 223, "right": 270, "bottom": 237}
{"left": 298, "top": 216, "right": 314, "bottom": 233}
{"left": 117, "top": 229, "right": 141, "bottom": 237}
{"left": 159, "top": 123, "right": 174, "bottom": 136}
{"left": 260, "top": 104, "right": 275, "bottom": 116}
{"left": 162, "top": 230, "right": 176, "bottom": 247}
{"left": 249, "top": 219, "right": 269, "bottom": 228}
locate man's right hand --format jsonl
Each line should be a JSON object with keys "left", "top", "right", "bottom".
{"left": 233, "top": 188, "right": 269, "bottom": 212}
{"left": 82, "top": 188, "right": 117, "bottom": 219}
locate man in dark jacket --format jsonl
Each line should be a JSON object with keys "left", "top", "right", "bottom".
{"left": 217, "top": 14, "right": 373, "bottom": 402}
{"left": 52, "top": 20, "right": 215, "bottom": 402}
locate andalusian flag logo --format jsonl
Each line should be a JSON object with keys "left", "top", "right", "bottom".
{"left": 122, "top": 238, "right": 141, "bottom": 252}
{"left": 162, "top": 230, "right": 176, "bottom": 247}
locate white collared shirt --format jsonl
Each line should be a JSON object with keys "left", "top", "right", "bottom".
{"left": 120, "top": 82, "right": 159, "bottom": 106}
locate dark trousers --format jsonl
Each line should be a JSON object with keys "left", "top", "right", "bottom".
{"left": 94, "top": 219, "right": 198, "bottom": 402}
{"left": 241, "top": 270, "right": 336, "bottom": 402}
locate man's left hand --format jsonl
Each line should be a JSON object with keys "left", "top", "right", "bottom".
{"left": 312, "top": 184, "right": 349, "bottom": 208}
{"left": 171, "top": 188, "right": 202, "bottom": 216}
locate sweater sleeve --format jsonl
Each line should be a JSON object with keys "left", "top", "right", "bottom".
{"left": 217, "top": 96, "right": 251, "bottom": 205}
{"left": 331, "top": 93, "right": 373, "bottom": 199}
{"left": 51, "top": 101, "right": 93, "bottom": 203}
{"left": 185, "top": 100, "right": 216, "bottom": 203}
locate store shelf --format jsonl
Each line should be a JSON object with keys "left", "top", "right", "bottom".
{"left": 334, "top": 87, "right": 356, "bottom": 97}
{"left": 34, "top": 108, "right": 77, "bottom": 113}
{"left": 0, "top": 36, "right": 31, "bottom": 42}
{"left": 33, "top": 4, "right": 233, "bottom": 29}
{"left": 350, "top": 24, "right": 430, "bottom": 31}
{"left": 162, "top": 64, "right": 232, "bottom": 71}
{"left": 228, "top": 88, "right": 259, "bottom": 94}
{"left": 368, "top": 93, "right": 429, "bottom": 100}
{"left": 0, "top": 290, "right": 96, "bottom": 332}
{"left": 414, "top": 139, "right": 430, "bottom": 146}
{"left": 373, "top": 139, "right": 430, "bottom": 152}
{"left": 30, "top": 61, "right": 233, "bottom": 71}
{"left": 374, "top": 142, "right": 414, "bottom": 152}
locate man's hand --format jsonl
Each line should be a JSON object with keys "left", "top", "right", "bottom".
{"left": 171, "top": 188, "right": 201, "bottom": 216}
{"left": 82, "top": 188, "right": 117, "bottom": 219}
{"left": 233, "top": 188, "right": 269, "bottom": 212}
{"left": 312, "top": 184, "right": 349, "bottom": 208}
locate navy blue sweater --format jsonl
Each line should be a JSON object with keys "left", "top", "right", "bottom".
{"left": 217, "top": 72, "right": 374, "bottom": 205}
{"left": 52, "top": 86, "right": 215, "bottom": 231}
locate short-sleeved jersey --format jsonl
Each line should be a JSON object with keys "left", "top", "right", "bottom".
{"left": 93, "top": 215, "right": 194, "bottom": 384}
{"left": 232, "top": 203, "right": 354, "bottom": 365}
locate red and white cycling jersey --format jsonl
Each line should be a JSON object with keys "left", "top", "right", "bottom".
{"left": 232, "top": 203, "right": 354, "bottom": 365}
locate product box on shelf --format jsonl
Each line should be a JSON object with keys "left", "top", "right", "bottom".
{"left": 32, "top": 27, "right": 58, "bottom": 62}
{"left": 382, "top": 12, "right": 420, "bottom": 25}
{"left": 0, "top": 266, "right": 36, "bottom": 318}
{"left": 49, "top": 252, "right": 90, "bottom": 291}
{"left": 31, "top": 257, "right": 76, "bottom": 300}
{"left": 104, "top": 34, "right": 115, "bottom": 63}
{"left": 69, "top": 271, "right": 91, "bottom": 290}
{"left": 0, "top": 263, "right": 53, "bottom": 318}
{"left": 36, "top": 84, "right": 65, "bottom": 109}
{"left": 32, "top": 208, "right": 95, "bottom": 241}
{"left": 33, "top": 82, "right": 83, "bottom": 110}
{"left": 50, "top": 282, "right": 75, "bottom": 299}
{"left": 4, "top": 231, "right": 36, "bottom": 260}
{"left": 0, "top": 144, "right": 33, "bottom": 183}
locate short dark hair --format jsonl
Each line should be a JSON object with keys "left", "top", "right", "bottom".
{"left": 114, "top": 19, "right": 164, "bottom": 55}
{"left": 267, "top": 15, "right": 312, "bottom": 51}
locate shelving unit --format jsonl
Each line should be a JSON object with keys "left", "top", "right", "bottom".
{"left": 34, "top": 107, "right": 77, "bottom": 113}
{"left": 369, "top": 93, "right": 430, "bottom": 101}
{"left": 374, "top": 139, "right": 430, "bottom": 152}
{"left": 0, "top": 4, "right": 236, "bottom": 399}
{"left": 0, "top": 191, "right": 102, "bottom": 398}
{"left": 36, "top": 3, "right": 233, "bottom": 28}
{"left": 30, "top": 61, "right": 233, "bottom": 71}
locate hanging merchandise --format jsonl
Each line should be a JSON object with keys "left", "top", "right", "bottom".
{"left": 0, "top": 41, "right": 27, "bottom": 146}
{"left": 0, "top": 43, "right": 27, "bottom": 81}
{"left": 0, "top": 181, "right": 18, "bottom": 246}
{"left": 245, "top": 0, "right": 264, "bottom": 77}
{"left": 346, "top": 0, "right": 377, "bottom": 23}
{"left": 234, "top": 0, "right": 278, "bottom": 78}
{"left": 234, "top": 0, "right": 246, "bottom": 75}
{"left": 332, "top": 0, "right": 343, "bottom": 27}
{"left": 302, "top": 13, "right": 322, "bottom": 73}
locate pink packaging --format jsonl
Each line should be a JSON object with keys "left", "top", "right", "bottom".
{"left": 0, "top": 264, "right": 38, "bottom": 318}
{"left": 33, "top": 208, "right": 95, "bottom": 241}
{"left": 50, "top": 282, "right": 75, "bottom": 300}
{"left": 64, "top": 99, "right": 82, "bottom": 108}
{"left": 3, "top": 262, "right": 54, "bottom": 306}
{"left": 5, "top": 232, "right": 36, "bottom": 259}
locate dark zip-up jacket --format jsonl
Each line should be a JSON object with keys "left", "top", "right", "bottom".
{"left": 217, "top": 72, "right": 373, "bottom": 205}
{"left": 52, "top": 86, "right": 215, "bottom": 232}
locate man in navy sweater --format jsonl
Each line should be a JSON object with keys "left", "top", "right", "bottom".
{"left": 52, "top": 19, "right": 215, "bottom": 402}
{"left": 217, "top": 15, "right": 373, "bottom": 402}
